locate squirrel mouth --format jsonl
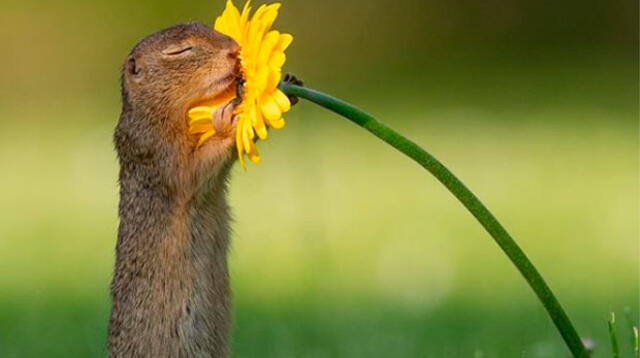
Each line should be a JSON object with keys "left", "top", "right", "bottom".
{"left": 190, "top": 71, "right": 239, "bottom": 108}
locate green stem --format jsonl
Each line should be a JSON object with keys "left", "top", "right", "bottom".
{"left": 280, "top": 83, "right": 589, "bottom": 358}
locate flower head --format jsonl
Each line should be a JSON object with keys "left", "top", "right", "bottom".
{"left": 188, "top": 0, "right": 293, "bottom": 167}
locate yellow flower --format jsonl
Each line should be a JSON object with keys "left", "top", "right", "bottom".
{"left": 188, "top": 0, "right": 293, "bottom": 167}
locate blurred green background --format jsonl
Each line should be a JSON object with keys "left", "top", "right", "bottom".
{"left": 0, "top": 0, "right": 637, "bottom": 356}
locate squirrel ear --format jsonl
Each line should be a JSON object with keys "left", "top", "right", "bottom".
{"left": 126, "top": 57, "right": 141, "bottom": 77}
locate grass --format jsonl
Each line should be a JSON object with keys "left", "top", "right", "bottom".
{"left": 610, "top": 312, "right": 621, "bottom": 358}
{"left": 0, "top": 59, "right": 637, "bottom": 356}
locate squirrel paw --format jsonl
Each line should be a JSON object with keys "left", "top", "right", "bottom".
{"left": 212, "top": 100, "right": 238, "bottom": 133}
{"left": 282, "top": 73, "right": 303, "bottom": 106}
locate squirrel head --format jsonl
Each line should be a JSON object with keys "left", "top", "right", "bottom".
{"left": 115, "top": 23, "right": 240, "bottom": 201}
{"left": 122, "top": 22, "right": 239, "bottom": 119}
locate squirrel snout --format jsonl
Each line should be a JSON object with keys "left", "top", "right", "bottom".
{"left": 227, "top": 44, "right": 240, "bottom": 60}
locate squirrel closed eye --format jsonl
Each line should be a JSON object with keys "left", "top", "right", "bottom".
{"left": 163, "top": 45, "right": 194, "bottom": 56}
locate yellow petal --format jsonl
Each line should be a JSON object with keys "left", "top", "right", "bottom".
{"left": 197, "top": 130, "right": 216, "bottom": 147}
{"left": 246, "top": 140, "right": 261, "bottom": 163}
{"left": 259, "top": 4, "right": 281, "bottom": 31}
{"left": 258, "top": 31, "right": 280, "bottom": 66}
{"left": 189, "top": 123, "right": 213, "bottom": 134}
{"left": 248, "top": 151, "right": 261, "bottom": 164}
{"left": 188, "top": 106, "right": 214, "bottom": 121}
{"left": 215, "top": 0, "right": 243, "bottom": 40}
{"left": 272, "top": 89, "right": 291, "bottom": 113}
{"left": 236, "top": 118, "right": 246, "bottom": 168}
{"left": 242, "top": 129, "right": 261, "bottom": 164}
{"left": 260, "top": 96, "right": 282, "bottom": 122}
{"left": 276, "top": 33, "right": 293, "bottom": 52}
{"left": 253, "top": 66, "right": 270, "bottom": 92}
{"left": 269, "top": 116, "right": 285, "bottom": 129}
{"left": 240, "top": 1, "right": 252, "bottom": 30}
{"left": 266, "top": 69, "right": 282, "bottom": 92}
{"left": 247, "top": 119, "right": 255, "bottom": 139}
{"left": 251, "top": 106, "right": 268, "bottom": 140}
{"left": 246, "top": 5, "right": 266, "bottom": 46}
{"left": 242, "top": 121, "right": 253, "bottom": 151}
{"left": 269, "top": 52, "right": 286, "bottom": 69}
{"left": 189, "top": 117, "right": 211, "bottom": 128}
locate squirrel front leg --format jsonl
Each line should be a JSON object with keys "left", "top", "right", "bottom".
{"left": 282, "top": 73, "right": 303, "bottom": 105}
{"left": 189, "top": 100, "right": 239, "bottom": 193}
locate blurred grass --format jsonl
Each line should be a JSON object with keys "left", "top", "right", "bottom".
{"left": 0, "top": 56, "right": 637, "bottom": 356}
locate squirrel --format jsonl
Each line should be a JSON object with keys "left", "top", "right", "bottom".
{"left": 108, "top": 22, "right": 300, "bottom": 357}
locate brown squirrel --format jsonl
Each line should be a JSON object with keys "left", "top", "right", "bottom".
{"left": 109, "top": 22, "right": 300, "bottom": 357}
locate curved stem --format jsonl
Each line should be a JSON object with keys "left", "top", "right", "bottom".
{"left": 280, "top": 83, "right": 589, "bottom": 358}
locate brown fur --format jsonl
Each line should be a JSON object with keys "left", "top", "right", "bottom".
{"left": 108, "top": 23, "right": 240, "bottom": 358}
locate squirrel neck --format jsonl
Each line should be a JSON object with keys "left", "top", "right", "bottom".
{"left": 108, "top": 163, "right": 233, "bottom": 358}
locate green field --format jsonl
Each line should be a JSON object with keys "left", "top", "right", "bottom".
{"left": 0, "top": 54, "right": 637, "bottom": 357}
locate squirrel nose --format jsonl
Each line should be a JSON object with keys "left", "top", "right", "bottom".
{"left": 227, "top": 44, "right": 240, "bottom": 59}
